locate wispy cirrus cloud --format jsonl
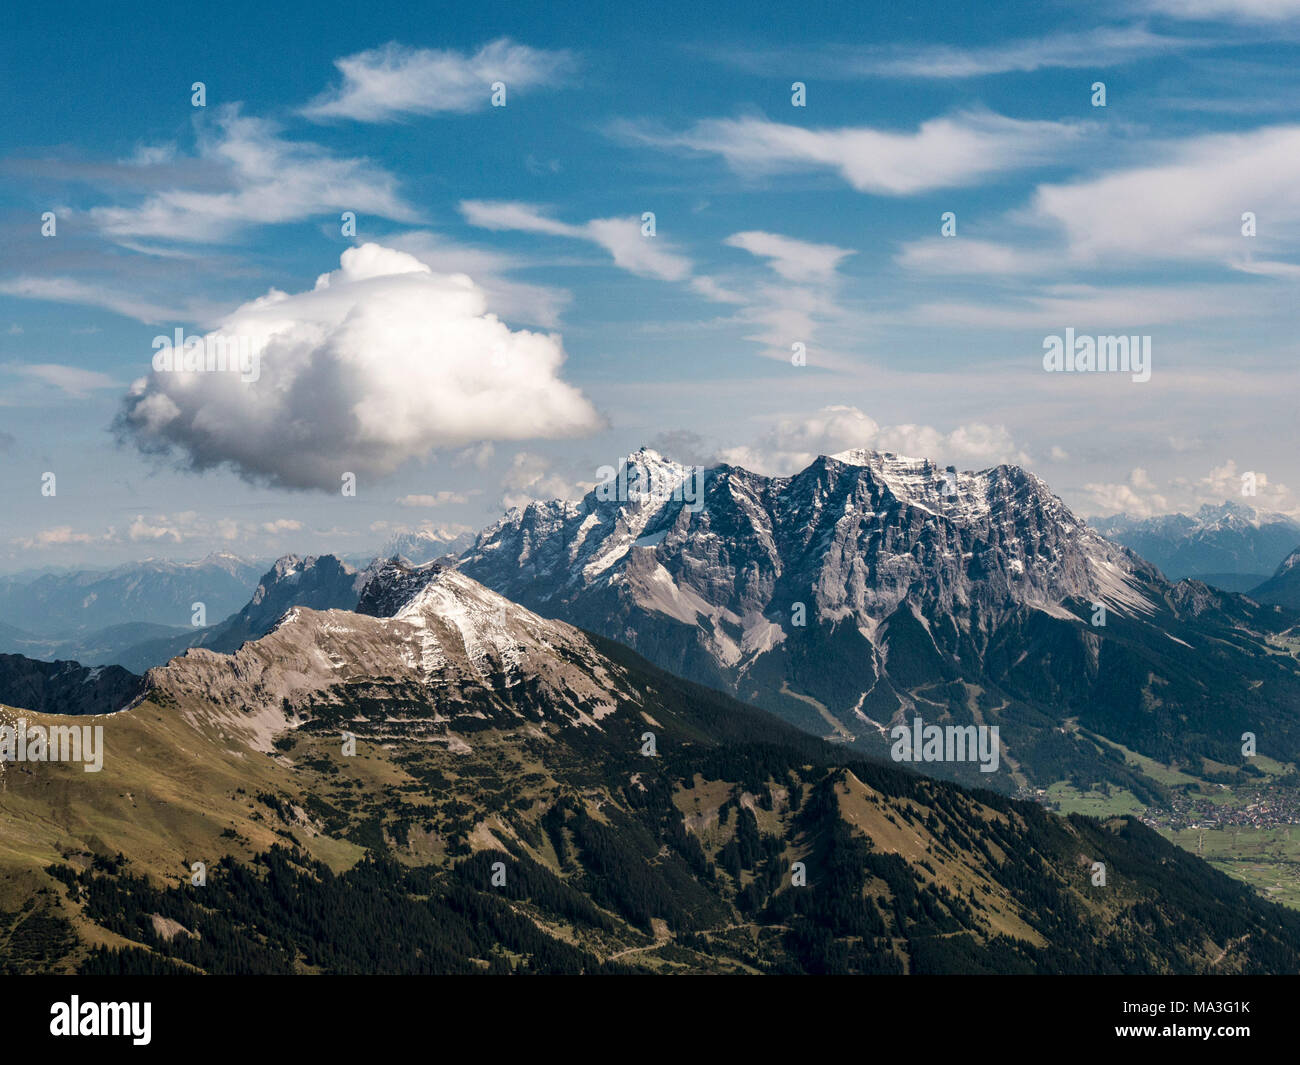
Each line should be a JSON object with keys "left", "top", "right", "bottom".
{"left": 4, "top": 362, "right": 117, "bottom": 397}
{"left": 1139, "top": 0, "right": 1300, "bottom": 21}
{"left": 910, "top": 282, "right": 1267, "bottom": 329}
{"left": 460, "top": 206, "right": 864, "bottom": 365}
{"left": 711, "top": 25, "right": 1200, "bottom": 79}
{"left": 613, "top": 110, "right": 1093, "bottom": 195}
{"left": 0, "top": 276, "right": 189, "bottom": 324}
{"left": 302, "top": 39, "right": 575, "bottom": 122}
{"left": 896, "top": 238, "right": 1053, "bottom": 276}
{"left": 88, "top": 106, "right": 418, "bottom": 244}
{"left": 460, "top": 201, "right": 694, "bottom": 281}
{"left": 1027, "top": 124, "right": 1300, "bottom": 268}
{"left": 896, "top": 125, "right": 1300, "bottom": 284}
{"left": 719, "top": 232, "right": 859, "bottom": 366}
{"left": 724, "top": 231, "right": 854, "bottom": 282}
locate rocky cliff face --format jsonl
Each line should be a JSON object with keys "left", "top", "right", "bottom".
{"left": 237, "top": 554, "right": 367, "bottom": 633}
{"left": 459, "top": 447, "right": 1161, "bottom": 691}
{"left": 460, "top": 448, "right": 1300, "bottom": 787}
{"left": 464, "top": 447, "right": 1157, "bottom": 636}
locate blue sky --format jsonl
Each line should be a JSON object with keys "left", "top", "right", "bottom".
{"left": 2, "top": 0, "right": 1300, "bottom": 570}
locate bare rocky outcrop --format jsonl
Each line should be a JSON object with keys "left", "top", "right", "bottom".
{"left": 142, "top": 564, "right": 637, "bottom": 752}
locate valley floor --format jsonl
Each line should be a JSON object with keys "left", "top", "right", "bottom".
{"left": 1032, "top": 744, "right": 1300, "bottom": 909}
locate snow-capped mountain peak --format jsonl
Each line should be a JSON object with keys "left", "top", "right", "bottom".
{"left": 455, "top": 447, "right": 1299, "bottom": 774}
{"left": 460, "top": 445, "right": 1164, "bottom": 705}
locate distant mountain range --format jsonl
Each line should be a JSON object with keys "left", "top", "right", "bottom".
{"left": 0, "top": 539, "right": 476, "bottom": 670}
{"left": 377, "top": 528, "right": 477, "bottom": 565}
{"left": 0, "top": 553, "right": 271, "bottom": 669}
{"left": 1094, "top": 502, "right": 1300, "bottom": 589}
{"left": 459, "top": 449, "right": 1300, "bottom": 795}
{"left": 0, "top": 553, "right": 376, "bottom": 713}
{"left": 0, "top": 553, "right": 266, "bottom": 635}
{"left": 90, "top": 554, "right": 368, "bottom": 674}
{"left": 5, "top": 559, "right": 1297, "bottom": 974}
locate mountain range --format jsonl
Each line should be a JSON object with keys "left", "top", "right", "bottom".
{"left": 0, "top": 540, "right": 473, "bottom": 674}
{"left": 1094, "top": 502, "right": 1300, "bottom": 590}
{"left": 0, "top": 553, "right": 265, "bottom": 636}
{"left": 5, "top": 558, "right": 1298, "bottom": 975}
{"left": 459, "top": 449, "right": 1300, "bottom": 796}
{"left": 7, "top": 449, "right": 1300, "bottom": 805}
{"left": 97, "top": 554, "right": 368, "bottom": 674}
{"left": 5, "top": 447, "right": 1300, "bottom": 973}
{"left": 0, "top": 554, "right": 269, "bottom": 671}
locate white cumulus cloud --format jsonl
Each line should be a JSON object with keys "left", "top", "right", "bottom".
{"left": 396, "top": 491, "right": 472, "bottom": 507}
{"left": 116, "top": 244, "right": 602, "bottom": 491}
{"left": 501, "top": 451, "right": 582, "bottom": 509}
{"left": 719, "top": 405, "right": 1026, "bottom": 476}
